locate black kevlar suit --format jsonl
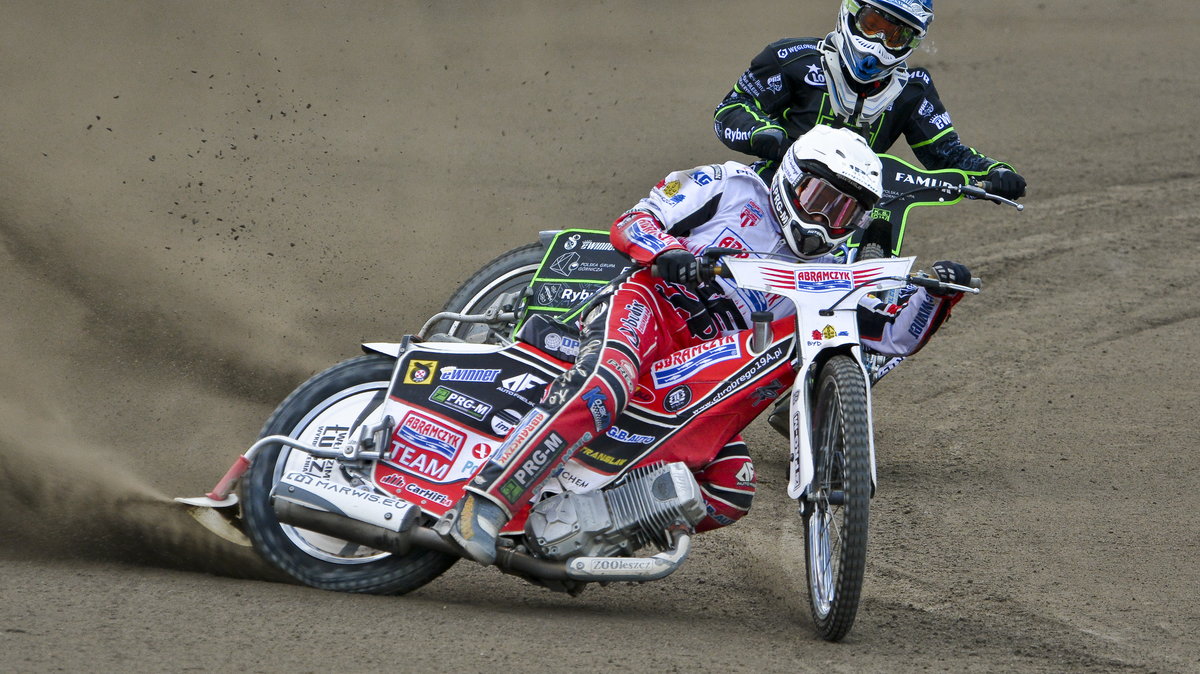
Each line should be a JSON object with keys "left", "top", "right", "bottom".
{"left": 713, "top": 37, "right": 1014, "bottom": 181}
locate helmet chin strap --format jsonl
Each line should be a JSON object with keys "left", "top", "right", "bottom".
{"left": 848, "top": 86, "right": 868, "bottom": 129}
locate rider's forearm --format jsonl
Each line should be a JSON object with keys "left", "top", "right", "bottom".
{"left": 911, "top": 130, "right": 1013, "bottom": 175}
{"left": 857, "top": 288, "right": 960, "bottom": 356}
{"left": 713, "top": 92, "right": 784, "bottom": 157}
{"left": 611, "top": 210, "right": 686, "bottom": 266}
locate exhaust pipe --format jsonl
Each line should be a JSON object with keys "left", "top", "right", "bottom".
{"left": 273, "top": 497, "right": 570, "bottom": 579}
{"left": 273, "top": 497, "right": 691, "bottom": 584}
{"left": 271, "top": 464, "right": 692, "bottom": 583}
{"left": 274, "top": 499, "right": 418, "bottom": 556}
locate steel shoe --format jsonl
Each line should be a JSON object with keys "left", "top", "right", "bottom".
{"left": 438, "top": 492, "right": 507, "bottom": 566}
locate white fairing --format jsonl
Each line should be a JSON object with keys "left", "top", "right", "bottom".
{"left": 722, "top": 255, "right": 917, "bottom": 498}
{"left": 362, "top": 342, "right": 403, "bottom": 358}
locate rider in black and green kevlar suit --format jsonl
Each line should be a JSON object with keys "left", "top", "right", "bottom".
{"left": 713, "top": 0, "right": 1027, "bottom": 201}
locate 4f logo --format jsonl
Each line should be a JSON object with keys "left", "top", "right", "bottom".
{"left": 735, "top": 462, "right": 756, "bottom": 485}
{"left": 501, "top": 373, "right": 546, "bottom": 393}
{"left": 750, "top": 381, "right": 783, "bottom": 406}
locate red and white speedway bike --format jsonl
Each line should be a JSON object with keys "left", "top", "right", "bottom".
{"left": 179, "top": 246, "right": 980, "bottom": 642}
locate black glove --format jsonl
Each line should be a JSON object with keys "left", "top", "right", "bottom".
{"left": 654, "top": 249, "right": 700, "bottom": 286}
{"left": 986, "top": 168, "right": 1026, "bottom": 200}
{"left": 929, "top": 260, "right": 971, "bottom": 296}
{"left": 750, "top": 127, "right": 791, "bottom": 162}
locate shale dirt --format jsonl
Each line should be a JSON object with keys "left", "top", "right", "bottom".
{"left": 2, "top": 2, "right": 1198, "bottom": 672}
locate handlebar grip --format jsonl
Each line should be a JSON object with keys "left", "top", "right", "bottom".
{"left": 906, "top": 275, "right": 940, "bottom": 291}
{"left": 907, "top": 274, "right": 982, "bottom": 295}
{"left": 649, "top": 261, "right": 726, "bottom": 283}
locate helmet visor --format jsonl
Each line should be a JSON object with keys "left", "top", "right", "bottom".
{"left": 856, "top": 5, "right": 919, "bottom": 50}
{"left": 791, "top": 175, "right": 869, "bottom": 236}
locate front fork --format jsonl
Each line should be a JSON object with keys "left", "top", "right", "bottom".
{"left": 785, "top": 347, "right": 878, "bottom": 502}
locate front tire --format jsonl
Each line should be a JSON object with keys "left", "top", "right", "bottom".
{"left": 432, "top": 242, "right": 544, "bottom": 342}
{"left": 802, "top": 355, "right": 871, "bottom": 641}
{"left": 239, "top": 354, "right": 456, "bottom": 594}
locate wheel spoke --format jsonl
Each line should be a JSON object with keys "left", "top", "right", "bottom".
{"left": 801, "top": 355, "right": 872, "bottom": 641}
{"left": 336, "top": 541, "right": 364, "bottom": 557}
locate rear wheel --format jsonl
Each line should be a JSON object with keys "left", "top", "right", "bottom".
{"left": 239, "top": 354, "right": 456, "bottom": 594}
{"left": 802, "top": 355, "right": 871, "bottom": 641}
{"left": 856, "top": 241, "right": 887, "bottom": 262}
{"left": 432, "top": 242, "right": 544, "bottom": 342}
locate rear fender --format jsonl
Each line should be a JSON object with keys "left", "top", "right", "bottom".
{"left": 361, "top": 342, "right": 405, "bottom": 358}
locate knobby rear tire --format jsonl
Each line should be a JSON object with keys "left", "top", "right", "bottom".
{"left": 802, "top": 354, "right": 872, "bottom": 641}
{"left": 857, "top": 242, "right": 886, "bottom": 262}
{"left": 431, "top": 242, "right": 544, "bottom": 342}
{"left": 239, "top": 354, "right": 457, "bottom": 595}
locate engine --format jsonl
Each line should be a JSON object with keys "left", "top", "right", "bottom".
{"left": 524, "top": 462, "right": 706, "bottom": 560}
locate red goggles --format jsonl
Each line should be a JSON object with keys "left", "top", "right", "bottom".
{"left": 856, "top": 5, "right": 919, "bottom": 50}
{"left": 791, "top": 175, "right": 868, "bottom": 235}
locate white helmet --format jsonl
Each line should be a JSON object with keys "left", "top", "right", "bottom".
{"left": 770, "top": 125, "right": 883, "bottom": 259}
{"left": 834, "top": 0, "right": 933, "bottom": 83}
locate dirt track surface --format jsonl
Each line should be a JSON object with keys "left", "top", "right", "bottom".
{"left": 3, "top": 2, "right": 1198, "bottom": 672}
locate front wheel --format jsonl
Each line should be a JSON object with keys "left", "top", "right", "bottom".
{"left": 239, "top": 354, "right": 457, "bottom": 594}
{"left": 802, "top": 354, "right": 872, "bottom": 641}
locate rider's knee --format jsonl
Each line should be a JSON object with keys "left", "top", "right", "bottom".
{"left": 693, "top": 446, "right": 756, "bottom": 533}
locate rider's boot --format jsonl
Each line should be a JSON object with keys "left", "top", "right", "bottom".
{"left": 435, "top": 323, "right": 629, "bottom": 565}
{"left": 439, "top": 491, "right": 507, "bottom": 566}
{"left": 434, "top": 406, "right": 559, "bottom": 565}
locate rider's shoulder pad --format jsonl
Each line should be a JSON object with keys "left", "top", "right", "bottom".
{"left": 763, "top": 37, "right": 823, "bottom": 66}
{"left": 905, "top": 67, "right": 934, "bottom": 88}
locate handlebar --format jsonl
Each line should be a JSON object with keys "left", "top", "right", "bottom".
{"left": 656, "top": 248, "right": 981, "bottom": 296}
{"left": 650, "top": 247, "right": 738, "bottom": 283}
{"left": 906, "top": 272, "right": 982, "bottom": 295}
{"left": 880, "top": 177, "right": 1022, "bottom": 211}
{"left": 963, "top": 180, "right": 1024, "bottom": 211}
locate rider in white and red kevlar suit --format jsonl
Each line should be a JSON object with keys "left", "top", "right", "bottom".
{"left": 441, "top": 126, "right": 971, "bottom": 565}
